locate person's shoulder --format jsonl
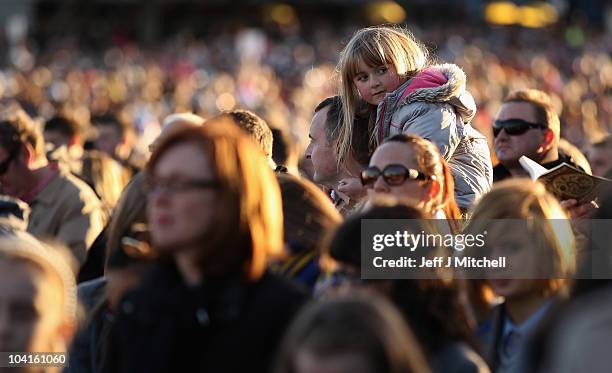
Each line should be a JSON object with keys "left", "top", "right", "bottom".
{"left": 77, "top": 277, "right": 108, "bottom": 311}
{"left": 433, "top": 342, "right": 491, "bottom": 373}
{"left": 55, "top": 170, "right": 100, "bottom": 202}
{"left": 255, "top": 271, "right": 311, "bottom": 299}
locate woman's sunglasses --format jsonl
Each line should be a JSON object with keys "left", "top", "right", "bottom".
{"left": 493, "top": 119, "right": 547, "bottom": 137}
{"left": 360, "top": 164, "right": 428, "bottom": 187}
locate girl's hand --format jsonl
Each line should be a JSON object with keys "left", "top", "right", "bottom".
{"left": 337, "top": 177, "right": 367, "bottom": 201}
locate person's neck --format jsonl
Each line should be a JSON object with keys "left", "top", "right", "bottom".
{"left": 18, "top": 160, "right": 52, "bottom": 200}
{"left": 505, "top": 293, "right": 550, "bottom": 325}
{"left": 175, "top": 248, "right": 203, "bottom": 286}
{"left": 326, "top": 157, "right": 363, "bottom": 188}
{"left": 506, "top": 150, "right": 559, "bottom": 178}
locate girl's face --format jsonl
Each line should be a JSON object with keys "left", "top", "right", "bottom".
{"left": 147, "top": 142, "right": 218, "bottom": 252}
{"left": 485, "top": 223, "right": 547, "bottom": 300}
{"left": 353, "top": 59, "right": 403, "bottom": 105}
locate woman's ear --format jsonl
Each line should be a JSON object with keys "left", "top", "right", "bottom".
{"left": 425, "top": 179, "right": 441, "bottom": 201}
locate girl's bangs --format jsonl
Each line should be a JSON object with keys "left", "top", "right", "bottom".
{"left": 347, "top": 40, "right": 388, "bottom": 77}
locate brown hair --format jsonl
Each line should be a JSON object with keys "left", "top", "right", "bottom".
{"left": 277, "top": 173, "right": 341, "bottom": 253}
{"left": 0, "top": 103, "right": 45, "bottom": 159}
{"left": 220, "top": 109, "right": 273, "bottom": 159}
{"left": 275, "top": 293, "right": 431, "bottom": 373}
{"left": 384, "top": 134, "right": 461, "bottom": 231}
{"left": 504, "top": 89, "right": 560, "bottom": 143}
{"left": 146, "top": 118, "right": 284, "bottom": 281}
{"left": 466, "top": 179, "right": 575, "bottom": 293}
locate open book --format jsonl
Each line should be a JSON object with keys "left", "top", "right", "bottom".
{"left": 519, "top": 156, "right": 612, "bottom": 203}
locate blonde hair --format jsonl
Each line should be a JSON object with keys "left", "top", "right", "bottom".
{"left": 0, "top": 229, "right": 77, "bottom": 322}
{"left": 105, "top": 172, "right": 150, "bottom": 267}
{"left": 147, "top": 118, "right": 284, "bottom": 281}
{"left": 336, "top": 26, "right": 428, "bottom": 168}
{"left": 467, "top": 179, "right": 575, "bottom": 292}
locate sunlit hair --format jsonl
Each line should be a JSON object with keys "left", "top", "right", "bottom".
{"left": 0, "top": 228, "right": 77, "bottom": 323}
{"left": 105, "top": 172, "right": 150, "bottom": 269}
{"left": 380, "top": 134, "right": 461, "bottom": 230}
{"left": 146, "top": 118, "right": 284, "bottom": 281}
{"left": 149, "top": 112, "right": 205, "bottom": 152}
{"left": 336, "top": 26, "right": 428, "bottom": 168}
{"left": 0, "top": 102, "right": 46, "bottom": 159}
{"left": 466, "top": 179, "right": 575, "bottom": 293}
{"left": 504, "top": 89, "right": 560, "bottom": 144}
{"left": 81, "top": 150, "right": 132, "bottom": 213}
{"left": 277, "top": 173, "right": 342, "bottom": 253}
{"left": 274, "top": 292, "right": 431, "bottom": 373}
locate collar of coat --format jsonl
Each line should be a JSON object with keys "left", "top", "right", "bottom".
{"left": 397, "top": 63, "right": 467, "bottom": 107}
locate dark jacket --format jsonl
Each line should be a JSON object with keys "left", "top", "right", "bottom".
{"left": 478, "top": 301, "right": 557, "bottom": 373}
{"left": 493, "top": 153, "right": 583, "bottom": 182}
{"left": 100, "top": 263, "right": 309, "bottom": 373}
{"left": 65, "top": 277, "right": 109, "bottom": 373}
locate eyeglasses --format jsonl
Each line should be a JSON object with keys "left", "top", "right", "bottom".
{"left": 360, "top": 164, "right": 428, "bottom": 187}
{"left": 144, "top": 176, "right": 220, "bottom": 195}
{"left": 493, "top": 119, "right": 547, "bottom": 137}
{"left": 0, "top": 147, "right": 19, "bottom": 176}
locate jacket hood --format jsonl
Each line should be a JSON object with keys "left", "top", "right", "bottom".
{"left": 398, "top": 63, "right": 476, "bottom": 123}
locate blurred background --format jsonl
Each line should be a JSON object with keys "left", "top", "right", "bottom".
{"left": 0, "top": 0, "right": 610, "bottom": 157}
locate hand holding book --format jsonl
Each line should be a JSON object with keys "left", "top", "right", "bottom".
{"left": 519, "top": 156, "right": 612, "bottom": 203}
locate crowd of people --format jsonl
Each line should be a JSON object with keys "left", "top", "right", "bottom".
{"left": 0, "top": 17, "right": 611, "bottom": 373}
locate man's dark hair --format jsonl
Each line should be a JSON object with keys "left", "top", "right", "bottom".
{"left": 271, "top": 127, "right": 297, "bottom": 170}
{"left": 224, "top": 109, "right": 273, "bottom": 158}
{"left": 314, "top": 96, "right": 370, "bottom": 166}
{"left": 44, "top": 116, "right": 81, "bottom": 138}
{"left": 91, "top": 113, "right": 131, "bottom": 136}
{"left": 0, "top": 104, "right": 45, "bottom": 158}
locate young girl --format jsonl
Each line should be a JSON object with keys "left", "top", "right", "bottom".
{"left": 465, "top": 179, "right": 576, "bottom": 372}
{"left": 336, "top": 26, "right": 492, "bottom": 209}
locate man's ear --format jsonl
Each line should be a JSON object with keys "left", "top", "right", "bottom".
{"left": 537, "top": 129, "right": 555, "bottom": 154}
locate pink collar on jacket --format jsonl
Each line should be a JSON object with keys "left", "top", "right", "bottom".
{"left": 398, "top": 68, "right": 448, "bottom": 101}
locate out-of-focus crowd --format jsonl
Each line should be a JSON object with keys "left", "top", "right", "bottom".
{"left": 2, "top": 22, "right": 610, "bottom": 156}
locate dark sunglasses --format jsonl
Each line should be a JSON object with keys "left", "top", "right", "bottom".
{"left": 0, "top": 147, "right": 19, "bottom": 175}
{"left": 493, "top": 119, "right": 547, "bottom": 137}
{"left": 360, "top": 164, "right": 428, "bottom": 187}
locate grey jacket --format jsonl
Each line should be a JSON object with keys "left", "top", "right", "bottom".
{"left": 374, "top": 63, "right": 492, "bottom": 208}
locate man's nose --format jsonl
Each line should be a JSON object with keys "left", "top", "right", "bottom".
{"left": 494, "top": 127, "right": 510, "bottom": 141}
{"left": 305, "top": 143, "right": 313, "bottom": 159}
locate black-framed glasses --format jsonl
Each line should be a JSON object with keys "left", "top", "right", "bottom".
{"left": 0, "top": 147, "right": 19, "bottom": 176}
{"left": 144, "top": 176, "right": 220, "bottom": 195}
{"left": 360, "top": 164, "right": 428, "bottom": 187}
{"left": 493, "top": 119, "right": 547, "bottom": 137}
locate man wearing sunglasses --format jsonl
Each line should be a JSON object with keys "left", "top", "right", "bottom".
{"left": 493, "top": 89, "right": 581, "bottom": 182}
{"left": 0, "top": 105, "right": 105, "bottom": 265}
